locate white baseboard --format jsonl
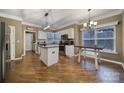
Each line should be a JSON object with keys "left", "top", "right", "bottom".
{"left": 14, "top": 54, "right": 25, "bottom": 60}
{"left": 121, "top": 63, "right": 124, "bottom": 69}
{"left": 101, "top": 58, "right": 124, "bottom": 69}
{"left": 75, "top": 54, "right": 124, "bottom": 69}
{"left": 22, "top": 54, "right": 25, "bottom": 57}
{"left": 14, "top": 56, "right": 23, "bottom": 60}
{"left": 6, "top": 59, "right": 11, "bottom": 62}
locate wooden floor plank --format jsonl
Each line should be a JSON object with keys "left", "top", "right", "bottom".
{"left": 4, "top": 51, "right": 124, "bottom": 83}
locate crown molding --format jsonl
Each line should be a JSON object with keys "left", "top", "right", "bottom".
{"left": 22, "top": 21, "right": 42, "bottom": 28}
{"left": 55, "top": 23, "right": 75, "bottom": 31}
{"left": 0, "top": 12, "right": 22, "bottom": 21}
{"left": 92, "top": 9, "right": 123, "bottom": 21}
{"left": 0, "top": 12, "right": 42, "bottom": 28}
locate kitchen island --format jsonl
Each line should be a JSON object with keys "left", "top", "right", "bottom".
{"left": 39, "top": 44, "right": 59, "bottom": 67}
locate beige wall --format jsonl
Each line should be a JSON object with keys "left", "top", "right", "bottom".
{"left": 122, "top": 11, "right": 124, "bottom": 62}
{"left": 0, "top": 16, "right": 23, "bottom": 58}
{"left": 0, "top": 16, "right": 42, "bottom": 58}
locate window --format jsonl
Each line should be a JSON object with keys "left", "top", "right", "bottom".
{"left": 54, "top": 33, "right": 61, "bottom": 40}
{"left": 82, "top": 26, "right": 116, "bottom": 53}
{"left": 47, "top": 32, "right": 61, "bottom": 40}
{"left": 47, "top": 32, "right": 54, "bottom": 40}
{"left": 82, "top": 29, "right": 95, "bottom": 47}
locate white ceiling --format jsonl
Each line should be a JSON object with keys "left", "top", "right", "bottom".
{"left": 0, "top": 9, "right": 123, "bottom": 30}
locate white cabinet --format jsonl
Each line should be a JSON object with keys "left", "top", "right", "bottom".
{"left": 68, "top": 29, "right": 74, "bottom": 39}
{"left": 65, "top": 45, "right": 74, "bottom": 57}
{"left": 32, "top": 43, "right": 35, "bottom": 52}
{"left": 58, "top": 28, "right": 74, "bottom": 39}
{"left": 40, "top": 46, "right": 59, "bottom": 66}
{"left": 38, "top": 31, "right": 47, "bottom": 39}
{"left": 38, "top": 45, "right": 41, "bottom": 54}
{"left": 47, "top": 47, "right": 59, "bottom": 66}
{"left": 34, "top": 43, "right": 38, "bottom": 53}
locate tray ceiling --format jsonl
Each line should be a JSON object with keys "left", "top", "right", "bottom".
{"left": 0, "top": 9, "right": 122, "bottom": 30}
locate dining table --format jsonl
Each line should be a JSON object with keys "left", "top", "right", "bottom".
{"left": 75, "top": 45, "right": 103, "bottom": 70}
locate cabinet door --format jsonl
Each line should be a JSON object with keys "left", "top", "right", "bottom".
{"left": 48, "top": 48, "right": 59, "bottom": 66}
{"left": 58, "top": 28, "right": 74, "bottom": 39}
{"left": 38, "top": 31, "right": 41, "bottom": 39}
{"left": 42, "top": 32, "right": 47, "bottom": 39}
{"left": 38, "top": 31, "right": 47, "bottom": 39}
{"left": 65, "top": 45, "right": 74, "bottom": 57}
{"left": 68, "top": 29, "right": 74, "bottom": 39}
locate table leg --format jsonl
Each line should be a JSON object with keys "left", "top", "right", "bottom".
{"left": 83, "top": 48, "right": 87, "bottom": 63}
{"left": 78, "top": 49, "right": 82, "bottom": 63}
{"left": 84, "top": 48, "right": 86, "bottom": 59}
{"left": 95, "top": 50, "right": 98, "bottom": 70}
{"left": 98, "top": 50, "right": 101, "bottom": 63}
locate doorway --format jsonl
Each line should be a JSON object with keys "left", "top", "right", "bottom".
{"left": 24, "top": 30, "right": 36, "bottom": 55}
{"left": 25, "top": 33, "right": 33, "bottom": 51}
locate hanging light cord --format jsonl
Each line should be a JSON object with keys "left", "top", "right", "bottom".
{"left": 88, "top": 9, "right": 91, "bottom": 25}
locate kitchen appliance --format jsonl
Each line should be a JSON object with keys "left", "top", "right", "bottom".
{"left": 64, "top": 39, "right": 74, "bottom": 45}
{"left": 59, "top": 39, "right": 74, "bottom": 54}
{"left": 0, "top": 22, "right": 6, "bottom": 82}
{"left": 61, "top": 34, "right": 68, "bottom": 40}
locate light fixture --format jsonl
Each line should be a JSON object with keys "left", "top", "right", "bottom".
{"left": 43, "top": 25, "right": 50, "bottom": 30}
{"left": 43, "top": 12, "right": 51, "bottom": 30}
{"left": 83, "top": 9, "right": 97, "bottom": 30}
{"left": 43, "top": 10, "right": 56, "bottom": 31}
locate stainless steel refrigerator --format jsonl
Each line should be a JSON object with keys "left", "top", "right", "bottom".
{"left": 0, "top": 22, "right": 6, "bottom": 82}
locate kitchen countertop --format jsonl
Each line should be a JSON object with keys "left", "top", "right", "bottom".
{"left": 39, "top": 45, "right": 59, "bottom": 48}
{"left": 37, "top": 42, "right": 74, "bottom": 48}
{"left": 38, "top": 43, "right": 59, "bottom": 48}
{"left": 38, "top": 43, "right": 59, "bottom": 45}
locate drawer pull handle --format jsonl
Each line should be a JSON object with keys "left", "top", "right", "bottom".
{"left": 52, "top": 51, "right": 55, "bottom": 54}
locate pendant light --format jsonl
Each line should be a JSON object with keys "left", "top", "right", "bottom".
{"left": 83, "top": 9, "right": 97, "bottom": 30}
{"left": 43, "top": 12, "right": 50, "bottom": 30}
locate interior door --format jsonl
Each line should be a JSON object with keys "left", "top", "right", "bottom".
{"left": 25, "top": 33, "right": 33, "bottom": 51}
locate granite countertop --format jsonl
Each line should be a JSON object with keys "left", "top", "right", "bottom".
{"left": 40, "top": 46, "right": 59, "bottom": 48}
{"left": 39, "top": 43, "right": 59, "bottom": 45}
{"left": 38, "top": 43, "right": 59, "bottom": 48}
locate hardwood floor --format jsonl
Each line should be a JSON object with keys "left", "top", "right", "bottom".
{"left": 4, "top": 51, "right": 124, "bottom": 83}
